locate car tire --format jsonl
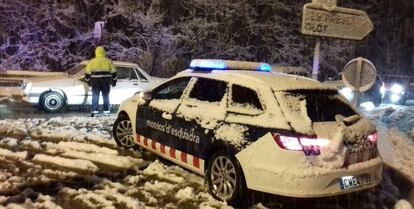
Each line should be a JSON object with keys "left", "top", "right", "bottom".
{"left": 206, "top": 150, "right": 246, "bottom": 206}
{"left": 113, "top": 114, "right": 136, "bottom": 148}
{"left": 40, "top": 91, "right": 65, "bottom": 113}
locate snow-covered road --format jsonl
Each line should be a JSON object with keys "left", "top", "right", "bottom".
{"left": 0, "top": 105, "right": 413, "bottom": 209}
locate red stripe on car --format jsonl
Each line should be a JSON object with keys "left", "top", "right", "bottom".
{"left": 160, "top": 144, "right": 166, "bottom": 154}
{"left": 193, "top": 156, "right": 200, "bottom": 168}
{"left": 136, "top": 135, "right": 141, "bottom": 143}
{"left": 181, "top": 152, "right": 187, "bottom": 163}
{"left": 170, "top": 148, "right": 176, "bottom": 159}
{"left": 151, "top": 140, "right": 157, "bottom": 150}
{"left": 144, "top": 137, "right": 148, "bottom": 147}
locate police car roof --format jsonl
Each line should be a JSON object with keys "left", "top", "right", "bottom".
{"left": 177, "top": 69, "right": 336, "bottom": 91}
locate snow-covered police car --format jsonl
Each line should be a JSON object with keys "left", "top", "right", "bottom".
{"left": 113, "top": 59, "right": 383, "bottom": 205}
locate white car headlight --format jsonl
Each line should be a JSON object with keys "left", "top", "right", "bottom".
{"left": 339, "top": 87, "right": 354, "bottom": 101}
{"left": 391, "top": 83, "right": 404, "bottom": 94}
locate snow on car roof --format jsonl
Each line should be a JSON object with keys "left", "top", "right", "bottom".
{"left": 178, "top": 69, "right": 337, "bottom": 91}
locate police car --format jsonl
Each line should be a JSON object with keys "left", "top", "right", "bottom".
{"left": 113, "top": 59, "right": 383, "bottom": 205}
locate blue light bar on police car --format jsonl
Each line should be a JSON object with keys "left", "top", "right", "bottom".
{"left": 189, "top": 59, "right": 272, "bottom": 72}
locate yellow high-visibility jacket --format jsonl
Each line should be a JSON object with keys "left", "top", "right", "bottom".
{"left": 85, "top": 46, "right": 117, "bottom": 82}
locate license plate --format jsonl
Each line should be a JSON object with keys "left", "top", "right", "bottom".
{"left": 339, "top": 174, "right": 372, "bottom": 190}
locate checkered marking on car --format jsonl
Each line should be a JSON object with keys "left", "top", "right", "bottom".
{"left": 136, "top": 134, "right": 204, "bottom": 174}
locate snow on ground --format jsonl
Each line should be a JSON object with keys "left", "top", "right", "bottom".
{"left": 0, "top": 116, "right": 233, "bottom": 209}
{"left": 0, "top": 105, "right": 413, "bottom": 208}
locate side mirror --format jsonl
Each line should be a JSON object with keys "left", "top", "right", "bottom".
{"left": 135, "top": 90, "right": 152, "bottom": 101}
{"left": 143, "top": 92, "right": 152, "bottom": 101}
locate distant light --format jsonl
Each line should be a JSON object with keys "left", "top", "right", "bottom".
{"left": 360, "top": 102, "right": 375, "bottom": 111}
{"left": 380, "top": 85, "right": 386, "bottom": 95}
{"left": 391, "top": 83, "right": 404, "bottom": 94}
{"left": 390, "top": 94, "right": 401, "bottom": 103}
{"left": 189, "top": 59, "right": 227, "bottom": 70}
{"left": 258, "top": 63, "right": 272, "bottom": 72}
{"left": 339, "top": 87, "right": 354, "bottom": 101}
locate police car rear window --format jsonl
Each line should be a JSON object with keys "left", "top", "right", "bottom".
{"left": 282, "top": 90, "right": 357, "bottom": 122}
{"left": 189, "top": 78, "right": 227, "bottom": 102}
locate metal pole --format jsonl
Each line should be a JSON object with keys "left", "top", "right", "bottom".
{"left": 312, "top": 38, "right": 321, "bottom": 80}
{"left": 352, "top": 57, "right": 363, "bottom": 107}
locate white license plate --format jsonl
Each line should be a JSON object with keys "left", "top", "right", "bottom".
{"left": 339, "top": 174, "right": 372, "bottom": 190}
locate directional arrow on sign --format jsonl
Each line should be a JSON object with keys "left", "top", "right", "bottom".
{"left": 301, "top": 2, "right": 374, "bottom": 40}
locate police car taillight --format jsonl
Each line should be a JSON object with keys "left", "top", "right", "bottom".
{"left": 367, "top": 132, "right": 378, "bottom": 144}
{"left": 189, "top": 59, "right": 272, "bottom": 72}
{"left": 272, "top": 133, "right": 330, "bottom": 156}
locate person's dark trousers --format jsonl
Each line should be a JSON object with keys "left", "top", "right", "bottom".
{"left": 91, "top": 77, "right": 111, "bottom": 113}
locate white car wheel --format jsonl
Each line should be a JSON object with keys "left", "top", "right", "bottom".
{"left": 40, "top": 92, "right": 65, "bottom": 113}
{"left": 113, "top": 115, "right": 136, "bottom": 148}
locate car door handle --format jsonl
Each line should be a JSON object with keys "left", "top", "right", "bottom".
{"left": 133, "top": 83, "right": 139, "bottom": 86}
{"left": 162, "top": 112, "right": 172, "bottom": 120}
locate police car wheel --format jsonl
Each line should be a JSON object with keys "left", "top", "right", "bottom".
{"left": 40, "top": 91, "right": 65, "bottom": 113}
{"left": 206, "top": 150, "right": 246, "bottom": 205}
{"left": 113, "top": 115, "right": 136, "bottom": 148}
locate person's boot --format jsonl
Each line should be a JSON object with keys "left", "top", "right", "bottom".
{"left": 103, "top": 110, "right": 110, "bottom": 117}
{"left": 90, "top": 111, "right": 99, "bottom": 117}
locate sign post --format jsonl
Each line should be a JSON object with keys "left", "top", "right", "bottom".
{"left": 342, "top": 57, "right": 377, "bottom": 107}
{"left": 301, "top": 0, "right": 374, "bottom": 80}
{"left": 93, "top": 21, "right": 105, "bottom": 45}
{"left": 301, "top": 2, "right": 374, "bottom": 40}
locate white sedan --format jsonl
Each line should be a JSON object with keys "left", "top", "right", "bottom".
{"left": 22, "top": 61, "right": 166, "bottom": 112}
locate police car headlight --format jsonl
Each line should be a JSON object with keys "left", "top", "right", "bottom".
{"left": 339, "top": 87, "right": 354, "bottom": 101}
{"left": 391, "top": 83, "right": 404, "bottom": 95}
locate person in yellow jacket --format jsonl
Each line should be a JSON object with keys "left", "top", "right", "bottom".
{"left": 85, "top": 46, "right": 117, "bottom": 117}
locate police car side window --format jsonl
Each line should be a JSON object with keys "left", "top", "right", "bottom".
{"left": 189, "top": 78, "right": 227, "bottom": 102}
{"left": 152, "top": 77, "right": 191, "bottom": 100}
{"left": 231, "top": 85, "right": 263, "bottom": 111}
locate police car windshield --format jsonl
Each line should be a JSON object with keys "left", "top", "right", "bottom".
{"left": 277, "top": 90, "right": 357, "bottom": 122}
{"left": 67, "top": 64, "right": 86, "bottom": 77}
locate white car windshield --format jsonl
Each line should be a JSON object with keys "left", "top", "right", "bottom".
{"left": 66, "top": 64, "right": 86, "bottom": 77}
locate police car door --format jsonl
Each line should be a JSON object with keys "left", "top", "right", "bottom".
{"left": 174, "top": 77, "right": 228, "bottom": 173}
{"left": 135, "top": 77, "right": 192, "bottom": 156}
